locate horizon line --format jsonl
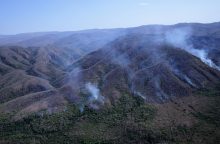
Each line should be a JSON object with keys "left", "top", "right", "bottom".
{"left": 1, "top": 21, "right": 220, "bottom": 36}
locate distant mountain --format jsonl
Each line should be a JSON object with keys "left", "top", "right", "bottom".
{"left": 0, "top": 29, "right": 126, "bottom": 48}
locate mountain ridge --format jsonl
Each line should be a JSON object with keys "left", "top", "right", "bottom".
{"left": 0, "top": 23, "right": 220, "bottom": 110}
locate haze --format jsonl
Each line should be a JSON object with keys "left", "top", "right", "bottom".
{"left": 0, "top": 0, "right": 220, "bottom": 34}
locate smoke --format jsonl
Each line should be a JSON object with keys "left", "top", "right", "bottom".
{"left": 68, "top": 67, "right": 82, "bottom": 84}
{"left": 112, "top": 53, "right": 130, "bottom": 68}
{"left": 86, "top": 82, "right": 101, "bottom": 100}
{"left": 165, "top": 27, "right": 190, "bottom": 48}
{"left": 154, "top": 77, "right": 169, "bottom": 101}
{"left": 184, "top": 75, "right": 196, "bottom": 87}
{"left": 172, "top": 67, "right": 197, "bottom": 87}
{"left": 59, "top": 66, "right": 83, "bottom": 104}
{"left": 190, "top": 49, "right": 220, "bottom": 71}
{"left": 110, "top": 47, "right": 131, "bottom": 68}
{"left": 165, "top": 27, "right": 220, "bottom": 71}
{"left": 133, "top": 91, "right": 146, "bottom": 100}
{"left": 85, "top": 82, "right": 105, "bottom": 109}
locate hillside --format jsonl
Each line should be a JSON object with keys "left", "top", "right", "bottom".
{"left": 0, "top": 22, "right": 220, "bottom": 143}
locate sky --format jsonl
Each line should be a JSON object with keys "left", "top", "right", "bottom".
{"left": 0, "top": 0, "right": 220, "bottom": 34}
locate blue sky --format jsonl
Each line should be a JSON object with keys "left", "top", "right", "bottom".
{"left": 0, "top": 0, "right": 220, "bottom": 34}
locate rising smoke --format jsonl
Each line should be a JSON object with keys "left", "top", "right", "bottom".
{"left": 86, "top": 82, "right": 102, "bottom": 101}
{"left": 64, "top": 25, "right": 220, "bottom": 109}
{"left": 165, "top": 27, "right": 220, "bottom": 71}
{"left": 85, "top": 82, "right": 105, "bottom": 109}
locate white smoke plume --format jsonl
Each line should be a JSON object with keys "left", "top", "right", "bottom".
{"left": 172, "top": 67, "right": 197, "bottom": 87}
{"left": 133, "top": 91, "right": 146, "bottom": 100}
{"left": 73, "top": 82, "right": 105, "bottom": 112}
{"left": 85, "top": 82, "right": 104, "bottom": 103}
{"left": 165, "top": 27, "right": 220, "bottom": 71}
{"left": 190, "top": 49, "right": 220, "bottom": 71}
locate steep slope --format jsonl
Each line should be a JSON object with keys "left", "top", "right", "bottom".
{"left": 0, "top": 70, "right": 54, "bottom": 103}
{"left": 62, "top": 34, "right": 220, "bottom": 106}
{"left": 0, "top": 23, "right": 220, "bottom": 115}
{"left": 0, "top": 46, "right": 32, "bottom": 71}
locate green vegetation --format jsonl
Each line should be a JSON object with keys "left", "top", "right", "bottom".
{"left": 0, "top": 93, "right": 159, "bottom": 144}
{"left": 191, "top": 84, "right": 220, "bottom": 143}
{"left": 1, "top": 88, "right": 220, "bottom": 143}
{"left": 196, "top": 84, "right": 220, "bottom": 98}
{"left": 194, "top": 84, "right": 220, "bottom": 126}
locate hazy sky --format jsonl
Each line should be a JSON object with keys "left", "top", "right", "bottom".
{"left": 0, "top": 0, "right": 220, "bottom": 34}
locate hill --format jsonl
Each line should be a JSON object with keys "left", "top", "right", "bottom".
{"left": 0, "top": 22, "right": 220, "bottom": 143}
